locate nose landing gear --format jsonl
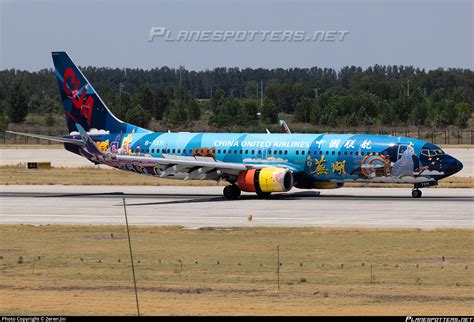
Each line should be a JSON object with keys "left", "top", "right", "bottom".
{"left": 411, "top": 188, "right": 422, "bottom": 198}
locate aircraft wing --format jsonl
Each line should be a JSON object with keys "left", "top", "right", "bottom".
{"left": 6, "top": 131, "right": 84, "bottom": 146}
{"left": 97, "top": 153, "right": 248, "bottom": 180}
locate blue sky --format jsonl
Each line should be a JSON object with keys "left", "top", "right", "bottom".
{"left": 1, "top": 0, "right": 472, "bottom": 71}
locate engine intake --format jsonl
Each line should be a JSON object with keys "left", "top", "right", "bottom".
{"left": 237, "top": 168, "right": 294, "bottom": 193}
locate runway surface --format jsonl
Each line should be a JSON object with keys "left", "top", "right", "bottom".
{"left": 1, "top": 185, "right": 472, "bottom": 229}
{"left": 1, "top": 147, "right": 472, "bottom": 177}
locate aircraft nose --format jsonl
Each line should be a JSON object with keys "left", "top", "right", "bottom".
{"left": 455, "top": 158, "right": 463, "bottom": 173}
{"left": 445, "top": 156, "right": 463, "bottom": 176}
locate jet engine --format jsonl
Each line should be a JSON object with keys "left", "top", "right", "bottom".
{"left": 237, "top": 168, "right": 294, "bottom": 193}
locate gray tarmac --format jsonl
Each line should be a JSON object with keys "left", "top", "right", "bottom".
{"left": 0, "top": 147, "right": 472, "bottom": 177}
{"left": 0, "top": 185, "right": 472, "bottom": 229}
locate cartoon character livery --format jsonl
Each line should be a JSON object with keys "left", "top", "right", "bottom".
{"left": 8, "top": 52, "right": 464, "bottom": 199}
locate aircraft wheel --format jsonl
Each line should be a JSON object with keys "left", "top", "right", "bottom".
{"left": 411, "top": 189, "right": 422, "bottom": 198}
{"left": 223, "top": 184, "right": 241, "bottom": 200}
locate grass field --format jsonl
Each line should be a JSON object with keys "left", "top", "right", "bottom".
{"left": 0, "top": 166, "right": 223, "bottom": 186}
{"left": 1, "top": 165, "right": 472, "bottom": 188}
{"left": 0, "top": 225, "right": 472, "bottom": 315}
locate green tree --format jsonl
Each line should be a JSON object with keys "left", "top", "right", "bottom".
{"left": 432, "top": 99, "right": 455, "bottom": 127}
{"left": 164, "top": 100, "right": 188, "bottom": 125}
{"left": 45, "top": 113, "right": 56, "bottom": 127}
{"left": 293, "top": 97, "right": 312, "bottom": 123}
{"left": 454, "top": 102, "right": 472, "bottom": 128}
{"left": 125, "top": 104, "right": 151, "bottom": 128}
{"left": 244, "top": 81, "right": 258, "bottom": 98}
{"left": 153, "top": 89, "right": 169, "bottom": 120}
{"left": 111, "top": 92, "right": 132, "bottom": 121}
{"left": 5, "top": 80, "right": 29, "bottom": 123}
{"left": 261, "top": 99, "right": 278, "bottom": 124}
{"left": 136, "top": 85, "right": 154, "bottom": 115}
{"left": 410, "top": 101, "right": 429, "bottom": 126}
{"left": 0, "top": 114, "right": 9, "bottom": 132}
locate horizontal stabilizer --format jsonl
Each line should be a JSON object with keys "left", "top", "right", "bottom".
{"left": 6, "top": 131, "right": 84, "bottom": 145}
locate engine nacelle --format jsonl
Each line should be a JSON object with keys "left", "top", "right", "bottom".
{"left": 237, "top": 168, "right": 294, "bottom": 193}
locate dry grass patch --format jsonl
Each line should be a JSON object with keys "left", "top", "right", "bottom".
{"left": 0, "top": 166, "right": 223, "bottom": 186}
{"left": 0, "top": 225, "right": 473, "bottom": 315}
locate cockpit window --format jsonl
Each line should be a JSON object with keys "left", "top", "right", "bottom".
{"left": 421, "top": 148, "right": 445, "bottom": 157}
{"left": 421, "top": 149, "right": 430, "bottom": 156}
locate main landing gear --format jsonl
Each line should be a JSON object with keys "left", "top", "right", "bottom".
{"left": 223, "top": 184, "right": 241, "bottom": 200}
{"left": 223, "top": 184, "right": 273, "bottom": 199}
{"left": 411, "top": 188, "right": 422, "bottom": 198}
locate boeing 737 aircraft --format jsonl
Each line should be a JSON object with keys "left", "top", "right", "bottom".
{"left": 8, "top": 52, "right": 463, "bottom": 199}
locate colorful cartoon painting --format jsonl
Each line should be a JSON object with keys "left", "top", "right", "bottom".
{"left": 96, "top": 139, "right": 110, "bottom": 153}
{"left": 119, "top": 132, "right": 133, "bottom": 155}
{"left": 360, "top": 154, "right": 389, "bottom": 178}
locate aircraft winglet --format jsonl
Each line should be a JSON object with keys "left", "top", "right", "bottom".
{"left": 75, "top": 124, "right": 103, "bottom": 155}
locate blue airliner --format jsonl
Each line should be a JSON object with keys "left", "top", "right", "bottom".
{"left": 9, "top": 52, "right": 463, "bottom": 199}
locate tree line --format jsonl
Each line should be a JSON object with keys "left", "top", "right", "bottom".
{"left": 0, "top": 64, "right": 472, "bottom": 131}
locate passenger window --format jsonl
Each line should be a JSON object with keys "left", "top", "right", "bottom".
{"left": 361, "top": 152, "right": 364, "bottom": 156}
{"left": 151, "top": 149, "right": 155, "bottom": 153}
{"left": 279, "top": 150, "right": 282, "bottom": 155}
{"left": 344, "top": 151, "right": 347, "bottom": 155}
{"left": 331, "top": 151, "right": 335, "bottom": 155}
{"left": 177, "top": 149, "right": 181, "bottom": 153}
{"left": 251, "top": 150, "right": 255, "bottom": 154}
{"left": 325, "top": 151, "right": 329, "bottom": 155}
{"left": 172, "top": 149, "right": 176, "bottom": 153}
{"left": 284, "top": 150, "right": 288, "bottom": 155}
{"left": 234, "top": 150, "right": 237, "bottom": 154}
{"left": 245, "top": 150, "right": 248, "bottom": 154}
{"left": 223, "top": 149, "right": 226, "bottom": 154}
{"left": 338, "top": 151, "right": 341, "bottom": 155}
{"left": 296, "top": 151, "right": 299, "bottom": 155}
{"left": 350, "top": 151, "right": 353, "bottom": 156}
{"left": 355, "top": 152, "right": 359, "bottom": 156}
{"left": 320, "top": 151, "right": 323, "bottom": 155}
{"left": 240, "top": 150, "right": 242, "bottom": 154}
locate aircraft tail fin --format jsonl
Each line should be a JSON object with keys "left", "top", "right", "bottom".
{"left": 51, "top": 51, "right": 148, "bottom": 134}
